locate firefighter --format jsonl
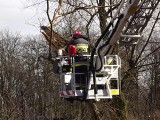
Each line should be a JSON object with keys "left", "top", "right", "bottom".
{"left": 66, "top": 30, "right": 90, "bottom": 55}
{"left": 67, "top": 30, "right": 90, "bottom": 90}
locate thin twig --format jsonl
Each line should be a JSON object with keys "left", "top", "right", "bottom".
{"left": 133, "top": 11, "right": 160, "bottom": 66}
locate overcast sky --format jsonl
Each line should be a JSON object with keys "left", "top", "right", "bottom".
{"left": 0, "top": 0, "right": 40, "bottom": 36}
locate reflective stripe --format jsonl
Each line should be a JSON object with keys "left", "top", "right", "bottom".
{"left": 75, "top": 44, "right": 88, "bottom": 53}
{"left": 110, "top": 89, "right": 119, "bottom": 95}
{"left": 107, "top": 57, "right": 113, "bottom": 65}
{"left": 74, "top": 63, "right": 88, "bottom": 66}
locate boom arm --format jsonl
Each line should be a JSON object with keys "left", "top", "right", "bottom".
{"left": 93, "top": 0, "right": 159, "bottom": 71}
{"left": 98, "top": 0, "right": 141, "bottom": 58}
{"left": 89, "top": 0, "right": 159, "bottom": 100}
{"left": 91, "top": 0, "right": 141, "bottom": 72}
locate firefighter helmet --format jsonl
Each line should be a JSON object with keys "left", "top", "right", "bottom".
{"left": 73, "top": 30, "right": 81, "bottom": 36}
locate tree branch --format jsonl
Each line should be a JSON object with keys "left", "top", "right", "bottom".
{"left": 137, "top": 46, "right": 160, "bottom": 64}
{"left": 133, "top": 11, "right": 160, "bottom": 66}
{"left": 46, "top": 0, "right": 53, "bottom": 58}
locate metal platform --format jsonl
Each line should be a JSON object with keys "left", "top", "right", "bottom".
{"left": 59, "top": 55, "right": 121, "bottom": 101}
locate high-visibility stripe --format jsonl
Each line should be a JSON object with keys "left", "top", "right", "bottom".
{"left": 110, "top": 89, "right": 119, "bottom": 95}
{"left": 60, "top": 90, "right": 75, "bottom": 96}
{"left": 75, "top": 44, "right": 88, "bottom": 53}
{"left": 74, "top": 63, "right": 88, "bottom": 66}
{"left": 107, "top": 57, "right": 113, "bottom": 65}
{"left": 60, "top": 90, "right": 84, "bottom": 97}
{"left": 66, "top": 90, "right": 71, "bottom": 95}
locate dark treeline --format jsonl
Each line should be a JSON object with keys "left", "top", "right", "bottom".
{"left": 0, "top": 26, "right": 160, "bottom": 120}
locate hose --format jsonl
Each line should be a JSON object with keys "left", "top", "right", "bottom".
{"left": 96, "top": 14, "right": 124, "bottom": 72}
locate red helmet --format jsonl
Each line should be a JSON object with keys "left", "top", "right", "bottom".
{"left": 73, "top": 30, "right": 81, "bottom": 36}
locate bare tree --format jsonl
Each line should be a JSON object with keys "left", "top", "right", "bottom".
{"left": 7, "top": 0, "right": 158, "bottom": 120}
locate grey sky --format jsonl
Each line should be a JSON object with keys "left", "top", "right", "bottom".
{"left": 0, "top": 0, "right": 40, "bottom": 36}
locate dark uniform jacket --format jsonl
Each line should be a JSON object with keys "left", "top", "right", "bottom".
{"left": 66, "top": 35, "right": 89, "bottom": 54}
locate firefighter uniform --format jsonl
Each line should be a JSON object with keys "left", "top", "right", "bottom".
{"left": 67, "top": 37, "right": 89, "bottom": 55}
{"left": 67, "top": 33, "right": 89, "bottom": 90}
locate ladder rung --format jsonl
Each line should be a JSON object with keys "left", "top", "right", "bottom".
{"left": 121, "top": 34, "right": 141, "bottom": 38}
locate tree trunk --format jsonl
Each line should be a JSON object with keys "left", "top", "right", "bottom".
{"left": 97, "top": 0, "right": 107, "bottom": 33}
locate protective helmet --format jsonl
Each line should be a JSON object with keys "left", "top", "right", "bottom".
{"left": 73, "top": 30, "right": 81, "bottom": 36}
